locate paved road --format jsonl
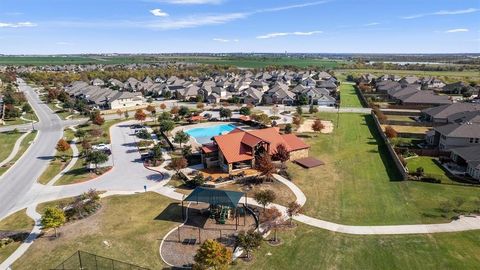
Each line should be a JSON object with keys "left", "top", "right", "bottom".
{"left": 0, "top": 79, "right": 87, "bottom": 219}
{"left": 1, "top": 120, "right": 168, "bottom": 220}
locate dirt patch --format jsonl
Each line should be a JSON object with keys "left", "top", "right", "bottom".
{"left": 297, "top": 119, "right": 333, "bottom": 134}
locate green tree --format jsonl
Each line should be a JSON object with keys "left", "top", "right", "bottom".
{"left": 75, "top": 129, "right": 86, "bottom": 138}
{"left": 219, "top": 108, "right": 232, "bottom": 119}
{"left": 236, "top": 230, "right": 262, "bottom": 259}
{"left": 254, "top": 190, "right": 276, "bottom": 211}
{"left": 22, "top": 103, "right": 32, "bottom": 113}
{"left": 178, "top": 106, "right": 190, "bottom": 117}
{"left": 296, "top": 106, "right": 303, "bottom": 115}
{"left": 41, "top": 207, "right": 66, "bottom": 238}
{"left": 297, "top": 94, "right": 308, "bottom": 106}
{"left": 193, "top": 239, "right": 232, "bottom": 270}
{"left": 239, "top": 106, "right": 251, "bottom": 116}
{"left": 284, "top": 123, "right": 293, "bottom": 134}
{"left": 151, "top": 144, "right": 163, "bottom": 166}
{"left": 309, "top": 105, "right": 318, "bottom": 114}
{"left": 158, "top": 111, "right": 171, "bottom": 121}
{"left": 173, "top": 130, "right": 190, "bottom": 148}
{"left": 159, "top": 120, "right": 175, "bottom": 134}
{"left": 86, "top": 151, "right": 109, "bottom": 171}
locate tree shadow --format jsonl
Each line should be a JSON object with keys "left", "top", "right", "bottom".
{"left": 155, "top": 203, "right": 184, "bottom": 223}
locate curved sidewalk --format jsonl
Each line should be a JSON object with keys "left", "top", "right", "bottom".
{"left": 0, "top": 131, "right": 32, "bottom": 169}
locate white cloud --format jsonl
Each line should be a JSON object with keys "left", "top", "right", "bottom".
{"left": 152, "top": 0, "right": 223, "bottom": 4}
{"left": 445, "top": 28, "right": 469, "bottom": 33}
{"left": 0, "top": 21, "right": 37, "bottom": 28}
{"left": 56, "top": 41, "right": 72, "bottom": 45}
{"left": 213, "top": 38, "right": 239, "bottom": 42}
{"left": 257, "top": 31, "right": 322, "bottom": 39}
{"left": 364, "top": 22, "right": 380, "bottom": 26}
{"left": 148, "top": 1, "right": 331, "bottom": 30}
{"left": 402, "top": 8, "right": 478, "bottom": 19}
{"left": 150, "top": 9, "right": 169, "bottom": 17}
{"left": 148, "top": 12, "right": 247, "bottom": 29}
{"left": 259, "top": 1, "right": 329, "bottom": 12}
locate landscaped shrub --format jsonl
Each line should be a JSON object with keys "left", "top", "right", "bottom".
{"left": 384, "top": 126, "right": 398, "bottom": 139}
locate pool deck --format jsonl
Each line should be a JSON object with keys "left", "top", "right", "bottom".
{"left": 171, "top": 121, "right": 254, "bottom": 149}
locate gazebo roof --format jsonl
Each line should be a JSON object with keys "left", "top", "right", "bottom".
{"left": 184, "top": 187, "right": 244, "bottom": 208}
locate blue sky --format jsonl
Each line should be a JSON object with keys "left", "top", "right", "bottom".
{"left": 0, "top": 0, "right": 479, "bottom": 54}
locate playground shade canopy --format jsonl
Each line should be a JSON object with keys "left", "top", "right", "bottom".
{"left": 184, "top": 187, "right": 244, "bottom": 208}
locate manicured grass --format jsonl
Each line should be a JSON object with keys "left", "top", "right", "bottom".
{"left": 340, "top": 82, "right": 363, "bottom": 108}
{"left": 381, "top": 124, "right": 431, "bottom": 134}
{"left": 406, "top": 156, "right": 454, "bottom": 184}
{"left": 0, "top": 131, "right": 23, "bottom": 162}
{"left": 0, "top": 209, "right": 34, "bottom": 264}
{"left": 0, "top": 132, "right": 37, "bottom": 176}
{"left": 37, "top": 137, "right": 73, "bottom": 185}
{"left": 385, "top": 115, "right": 416, "bottom": 122}
{"left": 13, "top": 193, "right": 181, "bottom": 269}
{"left": 233, "top": 224, "right": 480, "bottom": 270}
{"left": 53, "top": 119, "right": 127, "bottom": 185}
{"left": 289, "top": 113, "right": 480, "bottom": 225}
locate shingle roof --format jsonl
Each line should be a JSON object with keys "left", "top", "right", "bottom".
{"left": 435, "top": 122, "right": 480, "bottom": 138}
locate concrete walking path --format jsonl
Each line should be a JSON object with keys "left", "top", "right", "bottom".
{"left": 46, "top": 127, "right": 79, "bottom": 186}
{"left": 0, "top": 131, "right": 32, "bottom": 170}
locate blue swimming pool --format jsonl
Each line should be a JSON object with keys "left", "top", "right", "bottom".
{"left": 185, "top": 124, "right": 236, "bottom": 144}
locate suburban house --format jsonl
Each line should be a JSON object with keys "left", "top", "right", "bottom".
{"left": 201, "top": 127, "right": 310, "bottom": 173}
{"left": 422, "top": 103, "right": 480, "bottom": 123}
{"left": 450, "top": 145, "right": 480, "bottom": 180}
{"left": 427, "top": 120, "right": 480, "bottom": 150}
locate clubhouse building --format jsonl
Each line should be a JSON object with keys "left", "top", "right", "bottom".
{"left": 200, "top": 127, "right": 309, "bottom": 173}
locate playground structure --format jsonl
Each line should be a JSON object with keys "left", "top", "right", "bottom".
{"left": 161, "top": 187, "right": 258, "bottom": 267}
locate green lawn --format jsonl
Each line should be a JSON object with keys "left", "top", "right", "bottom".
{"left": 0, "top": 131, "right": 23, "bottom": 162}
{"left": 0, "top": 132, "right": 37, "bottom": 176}
{"left": 338, "top": 69, "right": 480, "bottom": 84}
{"left": 52, "top": 119, "right": 127, "bottom": 185}
{"left": 0, "top": 209, "right": 34, "bottom": 264}
{"left": 340, "top": 82, "right": 363, "bottom": 107}
{"left": 406, "top": 156, "right": 455, "bottom": 184}
{"left": 13, "top": 193, "right": 181, "bottom": 269}
{"left": 233, "top": 224, "right": 480, "bottom": 270}
{"left": 289, "top": 113, "right": 480, "bottom": 225}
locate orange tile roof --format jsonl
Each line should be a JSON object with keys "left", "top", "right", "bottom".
{"left": 212, "top": 127, "right": 309, "bottom": 163}
{"left": 189, "top": 115, "right": 205, "bottom": 121}
{"left": 201, "top": 143, "right": 218, "bottom": 154}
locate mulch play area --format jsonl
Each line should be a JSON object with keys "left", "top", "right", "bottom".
{"left": 161, "top": 202, "right": 257, "bottom": 267}
{"left": 294, "top": 157, "right": 325, "bottom": 169}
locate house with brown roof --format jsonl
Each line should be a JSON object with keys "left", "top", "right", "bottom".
{"left": 200, "top": 127, "right": 309, "bottom": 173}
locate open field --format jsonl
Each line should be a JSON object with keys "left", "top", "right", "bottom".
{"left": 13, "top": 193, "right": 180, "bottom": 269}
{"left": 340, "top": 82, "right": 363, "bottom": 107}
{"left": 179, "top": 57, "right": 346, "bottom": 69}
{"left": 233, "top": 224, "right": 480, "bottom": 270}
{"left": 289, "top": 113, "right": 480, "bottom": 225}
{"left": 0, "top": 210, "right": 34, "bottom": 264}
{"left": 337, "top": 69, "right": 480, "bottom": 83}
{"left": 0, "top": 132, "right": 37, "bottom": 176}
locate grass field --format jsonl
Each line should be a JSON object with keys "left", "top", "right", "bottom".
{"left": 0, "top": 209, "right": 34, "bottom": 264}
{"left": 337, "top": 69, "right": 480, "bottom": 83}
{"left": 12, "top": 193, "right": 180, "bottom": 269}
{"left": 340, "top": 82, "right": 363, "bottom": 107}
{"left": 233, "top": 224, "right": 480, "bottom": 270}
{"left": 180, "top": 57, "right": 345, "bottom": 69}
{"left": 385, "top": 115, "right": 416, "bottom": 122}
{"left": 0, "top": 132, "right": 37, "bottom": 176}
{"left": 0, "top": 131, "right": 23, "bottom": 162}
{"left": 289, "top": 113, "right": 480, "bottom": 225}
